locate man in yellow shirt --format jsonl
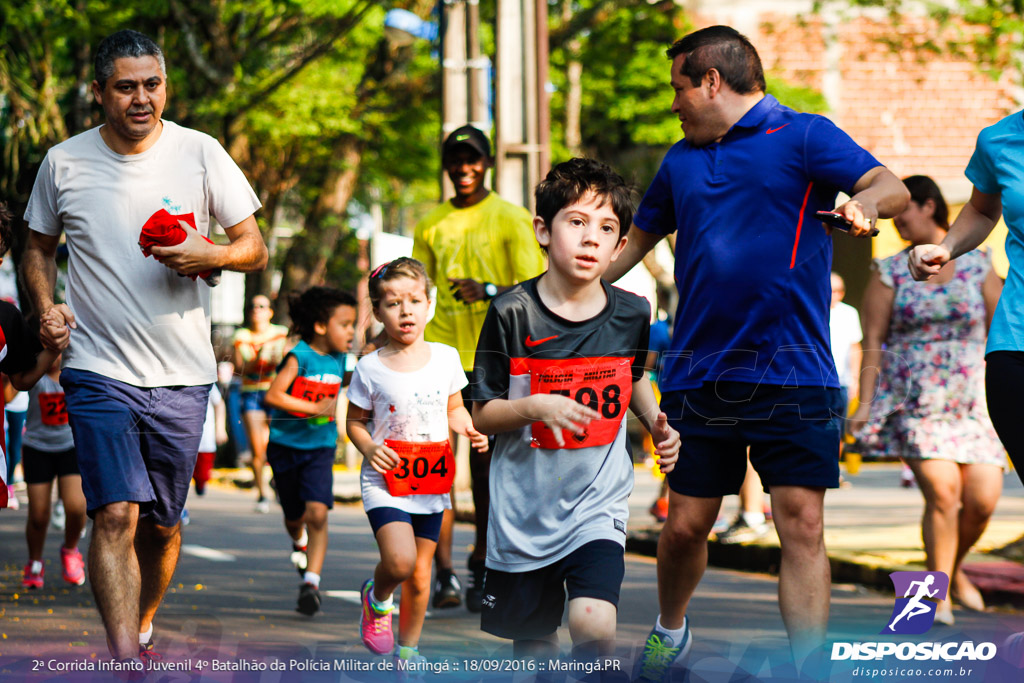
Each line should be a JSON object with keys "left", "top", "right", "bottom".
{"left": 412, "top": 125, "right": 544, "bottom": 612}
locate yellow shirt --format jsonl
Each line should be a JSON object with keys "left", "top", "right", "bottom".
{"left": 413, "top": 193, "right": 545, "bottom": 370}
{"left": 232, "top": 324, "right": 290, "bottom": 392}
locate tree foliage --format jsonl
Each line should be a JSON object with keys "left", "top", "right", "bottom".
{"left": 0, "top": 0, "right": 439, "bottom": 301}
{"left": 813, "top": 0, "right": 1024, "bottom": 82}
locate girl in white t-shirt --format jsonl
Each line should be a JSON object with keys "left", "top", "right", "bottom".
{"left": 346, "top": 257, "right": 487, "bottom": 666}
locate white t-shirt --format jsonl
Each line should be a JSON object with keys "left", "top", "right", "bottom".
{"left": 199, "top": 386, "right": 223, "bottom": 453}
{"left": 829, "top": 301, "right": 863, "bottom": 389}
{"left": 348, "top": 343, "right": 467, "bottom": 515}
{"left": 24, "top": 120, "right": 261, "bottom": 387}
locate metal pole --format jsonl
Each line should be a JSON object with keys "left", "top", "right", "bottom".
{"left": 535, "top": 0, "right": 550, "bottom": 179}
{"left": 441, "top": 0, "right": 469, "bottom": 201}
{"left": 466, "top": 0, "right": 488, "bottom": 132}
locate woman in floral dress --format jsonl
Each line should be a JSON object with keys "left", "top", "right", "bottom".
{"left": 851, "top": 175, "right": 1005, "bottom": 625}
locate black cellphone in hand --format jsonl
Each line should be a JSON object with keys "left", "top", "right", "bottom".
{"left": 815, "top": 210, "right": 879, "bottom": 237}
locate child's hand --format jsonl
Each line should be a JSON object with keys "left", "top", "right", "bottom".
{"left": 465, "top": 425, "right": 489, "bottom": 453}
{"left": 313, "top": 395, "right": 338, "bottom": 420}
{"left": 368, "top": 443, "right": 400, "bottom": 474}
{"left": 650, "top": 412, "right": 680, "bottom": 474}
{"left": 531, "top": 393, "right": 601, "bottom": 448}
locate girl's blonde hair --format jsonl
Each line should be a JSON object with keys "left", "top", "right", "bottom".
{"left": 367, "top": 257, "right": 432, "bottom": 309}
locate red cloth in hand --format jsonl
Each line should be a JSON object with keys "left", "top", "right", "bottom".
{"left": 138, "top": 209, "right": 214, "bottom": 280}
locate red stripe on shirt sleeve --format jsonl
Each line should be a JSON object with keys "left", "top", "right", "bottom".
{"left": 790, "top": 181, "right": 814, "bottom": 269}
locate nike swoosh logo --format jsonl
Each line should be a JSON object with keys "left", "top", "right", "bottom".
{"left": 524, "top": 335, "right": 559, "bottom": 348}
{"left": 766, "top": 124, "right": 790, "bottom": 134}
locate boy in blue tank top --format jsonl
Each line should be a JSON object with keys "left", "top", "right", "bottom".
{"left": 264, "top": 286, "right": 356, "bottom": 616}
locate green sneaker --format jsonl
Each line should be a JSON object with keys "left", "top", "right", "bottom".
{"left": 633, "top": 617, "right": 692, "bottom": 682}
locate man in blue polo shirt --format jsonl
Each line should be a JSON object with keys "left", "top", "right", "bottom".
{"left": 605, "top": 26, "right": 909, "bottom": 680}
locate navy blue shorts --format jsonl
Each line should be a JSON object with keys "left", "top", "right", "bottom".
{"left": 365, "top": 507, "right": 444, "bottom": 542}
{"left": 480, "top": 540, "right": 624, "bottom": 641}
{"left": 61, "top": 369, "right": 209, "bottom": 527}
{"left": 240, "top": 390, "right": 268, "bottom": 413}
{"left": 266, "top": 442, "right": 335, "bottom": 520}
{"left": 662, "top": 381, "right": 842, "bottom": 497}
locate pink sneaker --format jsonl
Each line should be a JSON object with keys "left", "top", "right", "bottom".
{"left": 22, "top": 561, "right": 44, "bottom": 589}
{"left": 7, "top": 485, "right": 19, "bottom": 510}
{"left": 359, "top": 579, "right": 394, "bottom": 654}
{"left": 61, "top": 547, "right": 85, "bottom": 585}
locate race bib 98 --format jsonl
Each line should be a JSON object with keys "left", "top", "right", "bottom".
{"left": 383, "top": 439, "right": 455, "bottom": 496}
{"left": 521, "top": 356, "right": 634, "bottom": 449}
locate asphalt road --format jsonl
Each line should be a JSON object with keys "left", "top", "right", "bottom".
{"left": 2, "top": 482, "right": 1023, "bottom": 682}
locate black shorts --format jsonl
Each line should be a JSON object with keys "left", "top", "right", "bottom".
{"left": 22, "top": 445, "right": 79, "bottom": 484}
{"left": 480, "top": 540, "right": 624, "bottom": 641}
{"left": 662, "top": 381, "right": 842, "bottom": 497}
{"left": 986, "top": 351, "right": 1024, "bottom": 478}
{"left": 266, "top": 442, "right": 335, "bottom": 521}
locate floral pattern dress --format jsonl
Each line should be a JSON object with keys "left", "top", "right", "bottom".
{"left": 856, "top": 248, "right": 1005, "bottom": 467}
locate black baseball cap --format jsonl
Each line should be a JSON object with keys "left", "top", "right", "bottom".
{"left": 442, "top": 125, "right": 491, "bottom": 160}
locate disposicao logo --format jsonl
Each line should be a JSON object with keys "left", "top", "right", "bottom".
{"left": 830, "top": 570, "right": 997, "bottom": 663}
{"left": 883, "top": 571, "right": 948, "bottom": 635}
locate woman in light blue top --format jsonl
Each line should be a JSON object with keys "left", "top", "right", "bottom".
{"left": 908, "top": 111, "right": 1022, "bottom": 481}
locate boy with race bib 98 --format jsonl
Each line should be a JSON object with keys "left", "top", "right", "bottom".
{"left": 264, "top": 286, "right": 356, "bottom": 616}
{"left": 346, "top": 257, "right": 488, "bottom": 667}
{"left": 472, "top": 159, "right": 680, "bottom": 662}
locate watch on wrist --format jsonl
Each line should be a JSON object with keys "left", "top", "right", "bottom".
{"left": 483, "top": 282, "right": 498, "bottom": 300}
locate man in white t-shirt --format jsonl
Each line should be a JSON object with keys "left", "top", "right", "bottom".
{"left": 21, "top": 30, "right": 267, "bottom": 664}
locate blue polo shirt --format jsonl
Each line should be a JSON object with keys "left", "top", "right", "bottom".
{"left": 635, "top": 95, "right": 880, "bottom": 391}
{"left": 964, "top": 110, "right": 1024, "bottom": 354}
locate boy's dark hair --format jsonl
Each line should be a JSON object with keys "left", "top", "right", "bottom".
{"left": 94, "top": 29, "right": 166, "bottom": 88}
{"left": 367, "top": 257, "right": 432, "bottom": 309}
{"left": 286, "top": 286, "right": 357, "bottom": 342}
{"left": 535, "top": 158, "right": 635, "bottom": 242}
{"left": 667, "top": 25, "right": 765, "bottom": 95}
{"left": 902, "top": 175, "right": 949, "bottom": 230}
{"left": 0, "top": 202, "right": 14, "bottom": 258}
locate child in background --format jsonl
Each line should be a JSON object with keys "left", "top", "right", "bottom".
{"left": 472, "top": 159, "right": 680, "bottom": 662}
{"left": 346, "top": 257, "right": 488, "bottom": 666}
{"left": 179, "top": 385, "right": 228, "bottom": 526}
{"left": 193, "top": 386, "right": 228, "bottom": 496}
{"left": 0, "top": 201, "right": 70, "bottom": 509}
{"left": 264, "top": 287, "right": 356, "bottom": 616}
{"left": 22, "top": 352, "right": 87, "bottom": 588}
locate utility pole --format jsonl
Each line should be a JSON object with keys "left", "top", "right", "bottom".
{"left": 494, "top": 0, "right": 549, "bottom": 212}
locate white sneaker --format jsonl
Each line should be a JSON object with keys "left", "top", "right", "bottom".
{"left": 52, "top": 500, "right": 66, "bottom": 530}
{"left": 255, "top": 497, "right": 270, "bottom": 514}
{"left": 7, "top": 485, "right": 19, "bottom": 510}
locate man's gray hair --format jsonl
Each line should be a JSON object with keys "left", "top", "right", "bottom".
{"left": 94, "top": 30, "right": 166, "bottom": 88}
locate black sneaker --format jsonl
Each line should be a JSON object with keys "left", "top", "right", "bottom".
{"left": 432, "top": 570, "right": 462, "bottom": 609}
{"left": 297, "top": 582, "right": 321, "bottom": 616}
{"left": 466, "top": 557, "right": 486, "bottom": 613}
{"left": 139, "top": 638, "right": 162, "bottom": 664}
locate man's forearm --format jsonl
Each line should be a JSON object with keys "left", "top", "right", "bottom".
{"left": 20, "top": 246, "right": 58, "bottom": 315}
{"left": 851, "top": 169, "right": 910, "bottom": 219}
{"left": 215, "top": 231, "right": 268, "bottom": 273}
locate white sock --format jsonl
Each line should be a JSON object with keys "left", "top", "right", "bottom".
{"left": 656, "top": 615, "right": 688, "bottom": 641}
{"left": 371, "top": 591, "right": 394, "bottom": 613}
{"left": 742, "top": 511, "right": 766, "bottom": 527}
{"left": 139, "top": 623, "right": 153, "bottom": 645}
{"left": 294, "top": 528, "right": 308, "bottom": 548}
{"left": 30, "top": 560, "right": 43, "bottom": 574}
{"left": 303, "top": 571, "right": 320, "bottom": 588}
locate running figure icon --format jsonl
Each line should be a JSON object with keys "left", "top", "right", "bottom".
{"left": 888, "top": 575, "right": 939, "bottom": 632}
